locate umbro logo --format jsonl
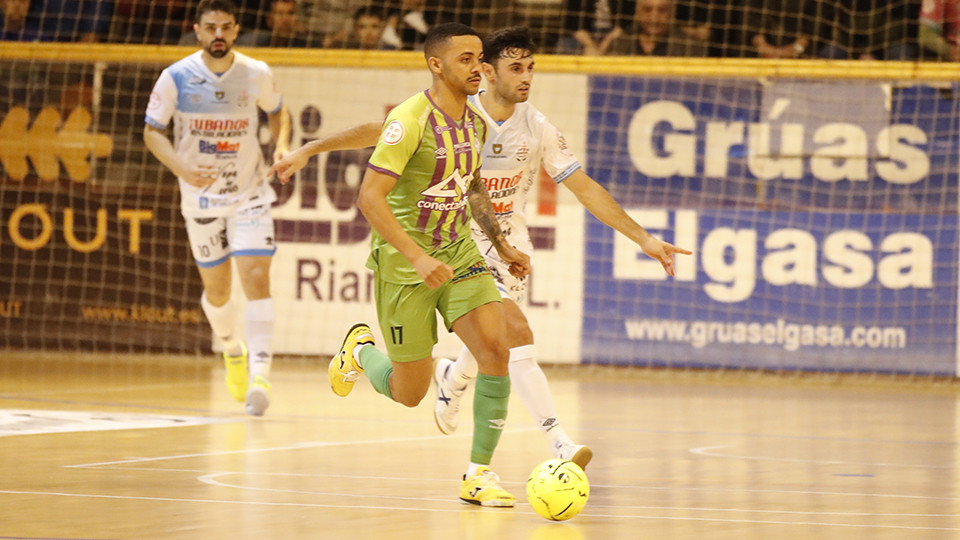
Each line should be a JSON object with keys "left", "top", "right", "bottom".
{"left": 488, "top": 418, "right": 505, "bottom": 430}
{"left": 189, "top": 76, "right": 206, "bottom": 85}
{"left": 542, "top": 417, "right": 557, "bottom": 432}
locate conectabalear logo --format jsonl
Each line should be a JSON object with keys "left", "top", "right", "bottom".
{"left": 0, "top": 106, "right": 113, "bottom": 182}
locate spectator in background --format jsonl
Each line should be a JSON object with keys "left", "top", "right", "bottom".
{"left": 920, "top": 0, "right": 960, "bottom": 61}
{"left": 235, "top": 0, "right": 313, "bottom": 47}
{"left": 329, "top": 5, "right": 395, "bottom": 49}
{"left": 301, "top": 0, "right": 364, "bottom": 46}
{"left": 607, "top": 0, "right": 707, "bottom": 55}
{"left": 557, "top": 0, "right": 635, "bottom": 55}
{"left": 745, "top": 0, "right": 829, "bottom": 58}
{"left": 381, "top": 0, "right": 431, "bottom": 50}
{"left": 819, "top": 0, "right": 916, "bottom": 60}
{"left": 34, "top": 0, "right": 113, "bottom": 41}
{"left": 0, "top": 0, "right": 43, "bottom": 40}
{"left": 113, "top": 0, "right": 185, "bottom": 44}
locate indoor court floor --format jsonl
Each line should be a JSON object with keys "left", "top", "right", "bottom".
{"left": 1, "top": 352, "right": 959, "bottom": 539}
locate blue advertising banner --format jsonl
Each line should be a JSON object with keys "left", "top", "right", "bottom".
{"left": 583, "top": 77, "right": 959, "bottom": 375}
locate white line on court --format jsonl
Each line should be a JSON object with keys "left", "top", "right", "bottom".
{"left": 199, "top": 470, "right": 960, "bottom": 518}
{"left": 690, "top": 444, "right": 952, "bottom": 469}
{"left": 66, "top": 427, "right": 537, "bottom": 468}
{"left": 0, "top": 488, "right": 957, "bottom": 531}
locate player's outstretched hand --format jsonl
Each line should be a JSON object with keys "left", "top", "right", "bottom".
{"left": 498, "top": 244, "right": 531, "bottom": 278}
{"left": 272, "top": 145, "right": 290, "bottom": 169}
{"left": 181, "top": 165, "right": 218, "bottom": 188}
{"left": 267, "top": 147, "right": 309, "bottom": 184}
{"left": 639, "top": 235, "right": 692, "bottom": 277}
{"left": 413, "top": 253, "right": 454, "bottom": 289}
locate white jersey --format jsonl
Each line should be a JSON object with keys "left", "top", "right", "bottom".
{"left": 468, "top": 90, "right": 580, "bottom": 243}
{"left": 467, "top": 91, "right": 581, "bottom": 303}
{"left": 145, "top": 51, "right": 283, "bottom": 217}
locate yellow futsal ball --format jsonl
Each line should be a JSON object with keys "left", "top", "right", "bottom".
{"left": 526, "top": 458, "right": 590, "bottom": 521}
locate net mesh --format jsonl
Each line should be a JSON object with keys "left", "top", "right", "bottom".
{"left": 0, "top": 0, "right": 958, "bottom": 377}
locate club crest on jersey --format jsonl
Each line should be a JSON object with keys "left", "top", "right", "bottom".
{"left": 382, "top": 120, "right": 404, "bottom": 145}
{"left": 516, "top": 138, "right": 529, "bottom": 163}
{"left": 493, "top": 144, "right": 502, "bottom": 154}
{"left": 215, "top": 90, "right": 226, "bottom": 102}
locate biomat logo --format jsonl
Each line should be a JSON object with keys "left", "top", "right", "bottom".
{"left": 0, "top": 106, "right": 113, "bottom": 181}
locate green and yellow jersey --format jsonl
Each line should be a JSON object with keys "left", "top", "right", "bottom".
{"left": 366, "top": 90, "right": 489, "bottom": 284}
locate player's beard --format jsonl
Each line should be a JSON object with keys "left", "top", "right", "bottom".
{"left": 206, "top": 39, "right": 231, "bottom": 58}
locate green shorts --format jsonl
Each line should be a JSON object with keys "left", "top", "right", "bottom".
{"left": 374, "top": 259, "right": 501, "bottom": 362}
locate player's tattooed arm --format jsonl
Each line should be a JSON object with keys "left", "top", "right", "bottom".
{"left": 467, "top": 171, "right": 531, "bottom": 277}
{"left": 466, "top": 172, "right": 505, "bottom": 247}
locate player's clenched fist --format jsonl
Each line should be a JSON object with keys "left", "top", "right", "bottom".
{"left": 413, "top": 254, "right": 454, "bottom": 289}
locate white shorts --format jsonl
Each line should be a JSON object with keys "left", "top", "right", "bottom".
{"left": 184, "top": 199, "right": 276, "bottom": 268}
{"left": 471, "top": 225, "right": 532, "bottom": 305}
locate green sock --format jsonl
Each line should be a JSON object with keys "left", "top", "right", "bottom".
{"left": 358, "top": 345, "right": 393, "bottom": 400}
{"left": 470, "top": 373, "right": 510, "bottom": 465}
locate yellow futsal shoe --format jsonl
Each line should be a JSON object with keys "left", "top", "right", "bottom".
{"left": 329, "top": 323, "right": 375, "bottom": 397}
{"left": 223, "top": 342, "right": 248, "bottom": 402}
{"left": 459, "top": 466, "right": 515, "bottom": 507}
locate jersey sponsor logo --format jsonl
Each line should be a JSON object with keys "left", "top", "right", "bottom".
{"left": 382, "top": 120, "right": 404, "bottom": 145}
{"left": 199, "top": 140, "right": 240, "bottom": 154}
{"left": 453, "top": 140, "right": 473, "bottom": 154}
{"left": 190, "top": 119, "right": 250, "bottom": 131}
{"left": 420, "top": 169, "right": 471, "bottom": 199}
{"left": 482, "top": 171, "right": 523, "bottom": 193}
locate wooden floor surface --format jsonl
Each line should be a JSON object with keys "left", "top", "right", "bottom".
{"left": 1, "top": 353, "right": 959, "bottom": 539}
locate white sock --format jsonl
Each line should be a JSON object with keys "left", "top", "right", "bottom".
{"left": 466, "top": 462, "right": 484, "bottom": 478}
{"left": 450, "top": 345, "right": 479, "bottom": 390}
{"left": 508, "top": 344, "right": 571, "bottom": 448}
{"left": 200, "top": 292, "right": 241, "bottom": 356}
{"left": 245, "top": 298, "right": 274, "bottom": 380}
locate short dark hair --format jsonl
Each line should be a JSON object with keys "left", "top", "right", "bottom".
{"left": 423, "top": 22, "right": 481, "bottom": 60}
{"left": 353, "top": 5, "right": 386, "bottom": 21}
{"left": 195, "top": 0, "right": 238, "bottom": 23}
{"left": 483, "top": 27, "right": 537, "bottom": 66}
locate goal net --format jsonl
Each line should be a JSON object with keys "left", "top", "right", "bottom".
{"left": 0, "top": 0, "right": 957, "bottom": 377}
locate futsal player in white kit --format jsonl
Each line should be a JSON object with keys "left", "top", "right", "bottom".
{"left": 144, "top": 0, "right": 290, "bottom": 416}
{"left": 268, "top": 26, "right": 689, "bottom": 464}
{"left": 432, "top": 26, "right": 690, "bottom": 468}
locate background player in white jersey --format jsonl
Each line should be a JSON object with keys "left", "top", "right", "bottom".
{"left": 144, "top": 0, "right": 291, "bottom": 416}
{"left": 431, "top": 26, "right": 692, "bottom": 468}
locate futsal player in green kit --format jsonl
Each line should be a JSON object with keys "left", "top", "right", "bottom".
{"left": 328, "top": 23, "right": 531, "bottom": 507}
